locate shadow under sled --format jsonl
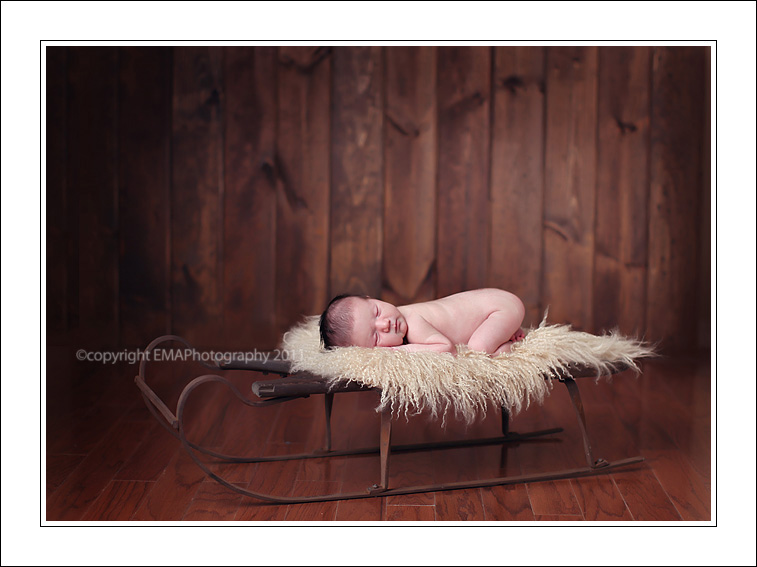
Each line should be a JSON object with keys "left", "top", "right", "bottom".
{"left": 135, "top": 335, "right": 644, "bottom": 504}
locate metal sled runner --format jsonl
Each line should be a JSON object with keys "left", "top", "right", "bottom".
{"left": 135, "top": 335, "right": 645, "bottom": 504}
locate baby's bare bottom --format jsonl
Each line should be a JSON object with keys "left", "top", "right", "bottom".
{"left": 467, "top": 309, "right": 525, "bottom": 355}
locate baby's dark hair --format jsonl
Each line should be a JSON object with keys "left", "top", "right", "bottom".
{"left": 319, "top": 293, "right": 369, "bottom": 349}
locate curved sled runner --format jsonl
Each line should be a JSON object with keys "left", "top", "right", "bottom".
{"left": 135, "top": 335, "right": 645, "bottom": 504}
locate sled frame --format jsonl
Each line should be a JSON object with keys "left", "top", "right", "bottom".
{"left": 135, "top": 335, "right": 644, "bottom": 504}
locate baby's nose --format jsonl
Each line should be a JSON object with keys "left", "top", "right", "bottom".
{"left": 376, "top": 318, "right": 390, "bottom": 333}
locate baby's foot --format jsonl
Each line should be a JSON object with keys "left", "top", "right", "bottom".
{"left": 510, "top": 328, "right": 525, "bottom": 342}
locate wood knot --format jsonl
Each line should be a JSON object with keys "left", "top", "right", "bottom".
{"left": 501, "top": 75, "right": 525, "bottom": 94}
{"left": 616, "top": 118, "right": 638, "bottom": 134}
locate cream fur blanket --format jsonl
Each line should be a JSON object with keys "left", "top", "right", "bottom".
{"left": 280, "top": 313, "right": 656, "bottom": 425}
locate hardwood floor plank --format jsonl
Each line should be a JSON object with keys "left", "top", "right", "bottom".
{"left": 46, "top": 454, "right": 85, "bottom": 496}
{"left": 285, "top": 481, "right": 340, "bottom": 521}
{"left": 571, "top": 476, "right": 633, "bottom": 521}
{"left": 386, "top": 505, "right": 436, "bottom": 522}
{"left": 47, "top": 402, "right": 125, "bottom": 455}
{"left": 533, "top": 514, "right": 584, "bottom": 522}
{"left": 236, "top": 442, "right": 305, "bottom": 520}
{"left": 332, "top": 392, "right": 384, "bottom": 521}
{"left": 435, "top": 488, "right": 485, "bottom": 521}
{"left": 114, "top": 423, "right": 179, "bottom": 481}
{"left": 234, "top": 481, "right": 289, "bottom": 521}
{"left": 612, "top": 466, "right": 682, "bottom": 521}
{"left": 46, "top": 418, "right": 152, "bottom": 521}
{"left": 333, "top": 391, "right": 386, "bottom": 521}
{"left": 130, "top": 447, "right": 207, "bottom": 521}
{"left": 335, "top": 444, "right": 386, "bottom": 521}
{"left": 481, "top": 484, "right": 535, "bottom": 521}
{"left": 431, "top": 447, "right": 485, "bottom": 521}
{"left": 182, "top": 482, "right": 244, "bottom": 521}
{"left": 385, "top": 451, "right": 436, "bottom": 507}
{"left": 199, "top": 372, "right": 282, "bottom": 484}
{"left": 679, "top": 415, "right": 711, "bottom": 481}
{"left": 514, "top": 404, "right": 583, "bottom": 518}
{"left": 644, "top": 449, "right": 711, "bottom": 521}
{"left": 232, "top": 464, "right": 288, "bottom": 521}
{"left": 525, "top": 480, "right": 582, "bottom": 517}
{"left": 81, "top": 480, "right": 152, "bottom": 521}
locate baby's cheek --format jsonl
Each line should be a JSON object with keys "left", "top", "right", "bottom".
{"left": 387, "top": 335, "right": 404, "bottom": 347}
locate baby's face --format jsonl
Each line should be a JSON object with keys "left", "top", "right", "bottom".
{"left": 348, "top": 297, "right": 407, "bottom": 348}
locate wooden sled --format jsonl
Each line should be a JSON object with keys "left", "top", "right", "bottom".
{"left": 135, "top": 335, "right": 644, "bottom": 504}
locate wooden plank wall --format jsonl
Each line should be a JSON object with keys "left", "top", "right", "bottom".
{"left": 45, "top": 46, "right": 711, "bottom": 353}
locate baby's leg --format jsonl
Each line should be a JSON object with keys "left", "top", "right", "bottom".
{"left": 467, "top": 309, "right": 524, "bottom": 355}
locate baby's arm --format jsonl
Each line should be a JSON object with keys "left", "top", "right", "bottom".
{"left": 390, "top": 315, "right": 456, "bottom": 354}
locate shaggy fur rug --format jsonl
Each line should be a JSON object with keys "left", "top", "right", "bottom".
{"left": 280, "top": 313, "right": 656, "bottom": 425}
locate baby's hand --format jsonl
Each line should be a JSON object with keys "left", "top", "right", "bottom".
{"left": 509, "top": 328, "right": 525, "bottom": 342}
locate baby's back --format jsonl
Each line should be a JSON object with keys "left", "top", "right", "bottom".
{"left": 402, "top": 288, "right": 518, "bottom": 345}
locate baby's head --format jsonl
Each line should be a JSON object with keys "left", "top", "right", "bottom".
{"left": 319, "top": 294, "right": 407, "bottom": 349}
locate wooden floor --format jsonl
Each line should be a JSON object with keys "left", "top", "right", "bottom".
{"left": 45, "top": 346, "right": 711, "bottom": 522}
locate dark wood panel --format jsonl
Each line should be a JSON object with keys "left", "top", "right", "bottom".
{"left": 118, "top": 46, "right": 172, "bottom": 346}
{"left": 594, "top": 47, "right": 651, "bottom": 337}
{"left": 46, "top": 47, "right": 68, "bottom": 338}
{"left": 275, "top": 46, "right": 331, "bottom": 330}
{"left": 697, "top": 48, "right": 711, "bottom": 350}
{"left": 542, "top": 46, "right": 598, "bottom": 331}
{"left": 66, "top": 47, "right": 119, "bottom": 346}
{"left": 436, "top": 46, "right": 491, "bottom": 297}
{"left": 170, "top": 46, "right": 224, "bottom": 347}
{"left": 489, "top": 46, "right": 546, "bottom": 327}
{"left": 647, "top": 47, "right": 706, "bottom": 351}
{"left": 223, "top": 47, "right": 278, "bottom": 349}
{"left": 330, "top": 46, "right": 383, "bottom": 297}
{"left": 382, "top": 46, "right": 438, "bottom": 304}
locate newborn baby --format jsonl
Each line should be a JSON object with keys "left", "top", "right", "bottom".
{"left": 319, "top": 288, "right": 526, "bottom": 355}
